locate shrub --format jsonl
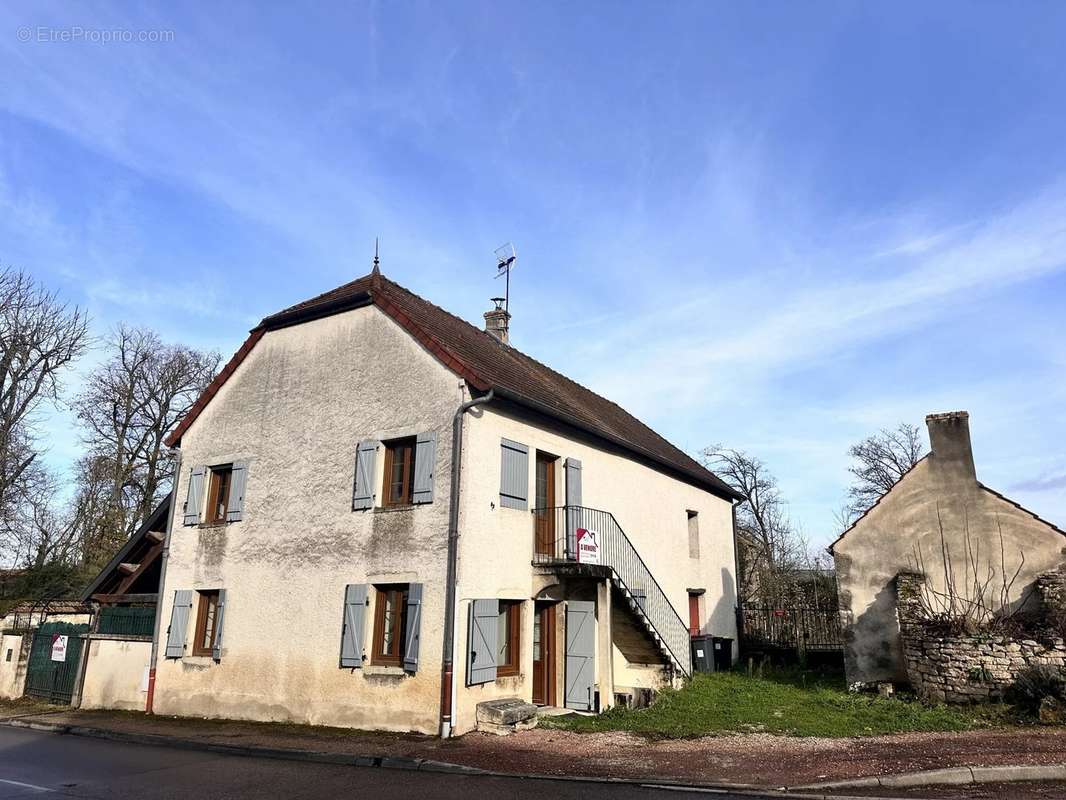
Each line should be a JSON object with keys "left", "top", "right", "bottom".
{"left": 1006, "top": 664, "right": 1066, "bottom": 714}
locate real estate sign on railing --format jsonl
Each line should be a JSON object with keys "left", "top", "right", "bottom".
{"left": 576, "top": 528, "right": 601, "bottom": 565}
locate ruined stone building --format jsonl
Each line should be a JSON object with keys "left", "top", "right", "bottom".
{"left": 831, "top": 411, "right": 1065, "bottom": 689}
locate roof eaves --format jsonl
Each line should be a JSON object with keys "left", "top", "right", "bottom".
{"left": 260, "top": 290, "right": 374, "bottom": 332}
{"left": 979, "top": 482, "right": 1066, "bottom": 537}
{"left": 81, "top": 494, "right": 172, "bottom": 601}
{"left": 491, "top": 386, "right": 742, "bottom": 502}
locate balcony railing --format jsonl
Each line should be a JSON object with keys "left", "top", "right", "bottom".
{"left": 96, "top": 606, "right": 156, "bottom": 637}
{"left": 532, "top": 505, "right": 692, "bottom": 676}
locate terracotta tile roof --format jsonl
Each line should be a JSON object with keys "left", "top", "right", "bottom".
{"left": 169, "top": 270, "right": 739, "bottom": 500}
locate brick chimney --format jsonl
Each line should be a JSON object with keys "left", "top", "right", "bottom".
{"left": 484, "top": 297, "right": 510, "bottom": 344}
{"left": 925, "top": 411, "right": 976, "bottom": 482}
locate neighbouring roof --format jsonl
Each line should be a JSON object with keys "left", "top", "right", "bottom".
{"left": 81, "top": 495, "right": 172, "bottom": 602}
{"left": 166, "top": 270, "right": 740, "bottom": 501}
{"left": 4, "top": 601, "right": 91, "bottom": 617}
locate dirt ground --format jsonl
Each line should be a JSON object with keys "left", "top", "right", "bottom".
{"left": 12, "top": 709, "right": 1066, "bottom": 790}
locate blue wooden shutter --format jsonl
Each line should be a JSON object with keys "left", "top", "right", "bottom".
{"left": 412, "top": 433, "right": 436, "bottom": 504}
{"left": 212, "top": 589, "right": 227, "bottom": 661}
{"left": 183, "top": 467, "right": 205, "bottom": 526}
{"left": 226, "top": 463, "right": 247, "bottom": 522}
{"left": 564, "top": 458, "right": 582, "bottom": 557}
{"left": 499, "top": 439, "right": 528, "bottom": 510}
{"left": 467, "top": 598, "right": 499, "bottom": 685}
{"left": 340, "top": 584, "right": 368, "bottom": 667}
{"left": 164, "top": 590, "right": 193, "bottom": 658}
{"left": 403, "top": 583, "right": 423, "bottom": 672}
{"left": 565, "top": 600, "right": 596, "bottom": 710}
{"left": 352, "top": 441, "right": 378, "bottom": 511}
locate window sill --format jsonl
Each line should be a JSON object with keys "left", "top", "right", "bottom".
{"left": 181, "top": 654, "right": 218, "bottom": 664}
{"left": 197, "top": 521, "right": 229, "bottom": 529}
{"left": 372, "top": 505, "right": 419, "bottom": 514}
{"left": 364, "top": 665, "right": 406, "bottom": 676}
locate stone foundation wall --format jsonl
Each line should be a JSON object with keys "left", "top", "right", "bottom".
{"left": 896, "top": 568, "right": 1066, "bottom": 703}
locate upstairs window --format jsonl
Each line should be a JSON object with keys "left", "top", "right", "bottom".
{"left": 687, "top": 510, "right": 700, "bottom": 559}
{"left": 206, "top": 466, "right": 233, "bottom": 524}
{"left": 382, "top": 438, "right": 417, "bottom": 507}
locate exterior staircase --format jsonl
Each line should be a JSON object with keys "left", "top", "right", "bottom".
{"left": 532, "top": 505, "right": 692, "bottom": 677}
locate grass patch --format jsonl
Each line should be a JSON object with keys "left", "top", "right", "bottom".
{"left": 541, "top": 669, "right": 1022, "bottom": 738}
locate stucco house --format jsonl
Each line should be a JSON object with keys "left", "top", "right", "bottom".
{"left": 143, "top": 266, "right": 740, "bottom": 736}
{"left": 831, "top": 411, "right": 1065, "bottom": 690}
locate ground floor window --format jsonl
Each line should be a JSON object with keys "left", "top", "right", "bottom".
{"left": 192, "top": 590, "right": 220, "bottom": 656}
{"left": 372, "top": 584, "right": 408, "bottom": 666}
{"left": 496, "top": 600, "right": 521, "bottom": 676}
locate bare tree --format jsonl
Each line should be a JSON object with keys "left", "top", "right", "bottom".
{"left": 701, "top": 446, "right": 808, "bottom": 604}
{"left": 73, "top": 325, "right": 218, "bottom": 561}
{"left": 0, "top": 268, "right": 89, "bottom": 534}
{"left": 843, "top": 423, "right": 925, "bottom": 524}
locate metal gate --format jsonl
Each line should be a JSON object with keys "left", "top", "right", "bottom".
{"left": 24, "top": 621, "right": 88, "bottom": 704}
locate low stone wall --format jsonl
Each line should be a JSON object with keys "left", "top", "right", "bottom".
{"left": 896, "top": 569, "right": 1066, "bottom": 703}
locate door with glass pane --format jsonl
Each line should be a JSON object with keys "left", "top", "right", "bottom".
{"left": 534, "top": 454, "right": 556, "bottom": 557}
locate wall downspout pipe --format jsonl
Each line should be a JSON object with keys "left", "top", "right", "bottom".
{"left": 440, "top": 388, "right": 494, "bottom": 738}
{"left": 146, "top": 449, "right": 182, "bottom": 714}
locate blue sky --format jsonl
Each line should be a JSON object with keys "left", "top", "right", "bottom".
{"left": 2, "top": 2, "right": 1064, "bottom": 547}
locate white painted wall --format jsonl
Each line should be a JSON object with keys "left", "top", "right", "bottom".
{"left": 154, "top": 305, "right": 462, "bottom": 733}
{"left": 81, "top": 638, "right": 152, "bottom": 711}
{"left": 0, "top": 633, "right": 25, "bottom": 699}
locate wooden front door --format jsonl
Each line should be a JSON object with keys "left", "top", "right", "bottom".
{"left": 534, "top": 454, "right": 556, "bottom": 557}
{"left": 532, "top": 603, "right": 556, "bottom": 706}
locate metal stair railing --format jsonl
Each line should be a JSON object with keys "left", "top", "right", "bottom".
{"left": 532, "top": 505, "right": 692, "bottom": 676}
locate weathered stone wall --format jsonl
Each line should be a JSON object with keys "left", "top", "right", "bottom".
{"left": 897, "top": 569, "right": 1066, "bottom": 703}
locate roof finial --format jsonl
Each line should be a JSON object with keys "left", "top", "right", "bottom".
{"left": 372, "top": 237, "right": 380, "bottom": 275}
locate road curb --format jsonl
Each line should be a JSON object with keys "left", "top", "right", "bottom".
{"left": 791, "top": 762, "right": 1066, "bottom": 791}
{"left": 0, "top": 717, "right": 913, "bottom": 799}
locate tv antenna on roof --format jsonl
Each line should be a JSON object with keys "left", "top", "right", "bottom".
{"left": 493, "top": 242, "right": 517, "bottom": 314}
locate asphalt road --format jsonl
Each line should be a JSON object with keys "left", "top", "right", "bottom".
{"left": 0, "top": 727, "right": 777, "bottom": 799}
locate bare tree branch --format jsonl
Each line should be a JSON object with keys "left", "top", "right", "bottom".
{"left": 842, "top": 422, "right": 926, "bottom": 526}
{"left": 73, "top": 324, "right": 219, "bottom": 563}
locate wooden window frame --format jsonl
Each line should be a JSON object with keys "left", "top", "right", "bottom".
{"left": 381, "top": 438, "right": 417, "bottom": 507}
{"left": 205, "top": 465, "right": 233, "bottom": 524}
{"left": 496, "top": 600, "right": 522, "bottom": 677}
{"left": 371, "top": 584, "right": 408, "bottom": 667}
{"left": 192, "top": 590, "right": 220, "bottom": 657}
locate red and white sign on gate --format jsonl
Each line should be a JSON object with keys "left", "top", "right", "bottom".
{"left": 576, "top": 528, "right": 601, "bottom": 565}
{"left": 50, "top": 634, "right": 68, "bottom": 662}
